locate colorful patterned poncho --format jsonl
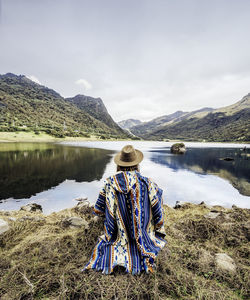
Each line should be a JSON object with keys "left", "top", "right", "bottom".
{"left": 82, "top": 170, "right": 167, "bottom": 275}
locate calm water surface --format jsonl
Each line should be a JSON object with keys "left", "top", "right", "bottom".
{"left": 0, "top": 141, "right": 249, "bottom": 214}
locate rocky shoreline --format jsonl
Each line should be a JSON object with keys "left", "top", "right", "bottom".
{"left": 0, "top": 200, "right": 249, "bottom": 299}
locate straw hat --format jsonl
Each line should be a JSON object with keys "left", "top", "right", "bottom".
{"left": 114, "top": 145, "right": 143, "bottom": 167}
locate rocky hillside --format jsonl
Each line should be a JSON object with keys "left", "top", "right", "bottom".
{"left": 0, "top": 73, "right": 128, "bottom": 139}
{"left": 118, "top": 118, "right": 142, "bottom": 129}
{"left": 130, "top": 107, "right": 213, "bottom": 139}
{"left": 65, "top": 94, "right": 122, "bottom": 132}
{"left": 0, "top": 201, "right": 249, "bottom": 299}
{"left": 130, "top": 95, "right": 250, "bottom": 142}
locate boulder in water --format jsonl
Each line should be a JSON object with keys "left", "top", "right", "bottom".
{"left": 170, "top": 143, "right": 186, "bottom": 154}
{"left": 220, "top": 157, "right": 234, "bottom": 161}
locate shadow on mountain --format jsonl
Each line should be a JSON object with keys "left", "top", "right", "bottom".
{"left": 150, "top": 147, "right": 250, "bottom": 196}
{"left": 0, "top": 143, "right": 114, "bottom": 200}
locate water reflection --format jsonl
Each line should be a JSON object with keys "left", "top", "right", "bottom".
{"left": 0, "top": 141, "right": 249, "bottom": 213}
{"left": 150, "top": 147, "right": 250, "bottom": 196}
{"left": 0, "top": 143, "right": 113, "bottom": 200}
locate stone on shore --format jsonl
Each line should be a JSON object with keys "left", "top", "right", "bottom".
{"left": 61, "top": 216, "right": 89, "bottom": 229}
{"left": 215, "top": 253, "right": 236, "bottom": 273}
{"left": 76, "top": 200, "right": 90, "bottom": 208}
{"left": 75, "top": 197, "right": 88, "bottom": 202}
{"left": 0, "top": 219, "right": 9, "bottom": 235}
{"left": 93, "top": 216, "right": 100, "bottom": 223}
{"left": 204, "top": 212, "right": 220, "bottom": 219}
{"left": 20, "top": 203, "right": 43, "bottom": 213}
{"left": 199, "top": 201, "right": 212, "bottom": 209}
{"left": 211, "top": 205, "right": 226, "bottom": 212}
{"left": 174, "top": 201, "right": 193, "bottom": 209}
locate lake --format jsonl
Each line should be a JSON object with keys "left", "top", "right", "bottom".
{"left": 0, "top": 141, "right": 249, "bottom": 214}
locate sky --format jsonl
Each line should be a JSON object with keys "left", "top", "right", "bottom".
{"left": 0, "top": 0, "right": 250, "bottom": 122}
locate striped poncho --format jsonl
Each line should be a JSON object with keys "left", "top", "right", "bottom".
{"left": 82, "top": 170, "right": 167, "bottom": 275}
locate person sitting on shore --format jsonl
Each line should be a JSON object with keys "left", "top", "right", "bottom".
{"left": 81, "top": 145, "right": 167, "bottom": 275}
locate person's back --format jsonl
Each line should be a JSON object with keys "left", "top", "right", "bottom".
{"left": 82, "top": 145, "right": 167, "bottom": 275}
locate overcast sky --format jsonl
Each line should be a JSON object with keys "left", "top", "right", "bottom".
{"left": 0, "top": 0, "right": 250, "bottom": 122}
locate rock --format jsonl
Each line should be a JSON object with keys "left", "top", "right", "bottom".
{"left": 75, "top": 197, "right": 88, "bottom": 202}
{"left": 211, "top": 205, "right": 226, "bottom": 212}
{"left": 220, "top": 157, "right": 234, "bottom": 161}
{"left": 0, "top": 219, "right": 9, "bottom": 235}
{"left": 199, "top": 201, "right": 212, "bottom": 209}
{"left": 232, "top": 204, "right": 238, "bottom": 209}
{"left": 20, "top": 203, "right": 43, "bottom": 213}
{"left": 215, "top": 253, "right": 236, "bottom": 273}
{"left": 204, "top": 212, "right": 220, "bottom": 219}
{"left": 62, "top": 217, "right": 89, "bottom": 229}
{"left": 174, "top": 201, "right": 193, "bottom": 209}
{"left": 93, "top": 216, "right": 99, "bottom": 223}
{"left": 170, "top": 143, "right": 186, "bottom": 154}
{"left": 33, "top": 216, "right": 45, "bottom": 222}
{"left": 174, "top": 201, "right": 182, "bottom": 209}
{"left": 76, "top": 200, "right": 90, "bottom": 208}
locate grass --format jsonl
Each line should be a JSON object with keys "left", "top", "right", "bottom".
{"left": 0, "top": 131, "right": 60, "bottom": 143}
{"left": 0, "top": 203, "right": 249, "bottom": 299}
{"left": 0, "top": 131, "right": 125, "bottom": 143}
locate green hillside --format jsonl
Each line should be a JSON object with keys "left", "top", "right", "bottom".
{"left": 131, "top": 95, "right": 250, "bottom": 142}
{"left": 0, "top": 73, "right": 128, "bottom": 139}
{"left": 65, "top": 94, "right": 122, "bottom": 132}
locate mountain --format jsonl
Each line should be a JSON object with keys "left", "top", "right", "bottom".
{"left": 118, "top": 119, "right": 142, "bottom": 129}
{"left": 0, "top": 73, "right": 128, "bottom": 138}
{"left": 65, "top": 94, "right": 122, "bottom": 132}
{"left": 130, "top": 108, "right": 213, "bottom": 137}
{"left": 130, "top": 95, "right": 250, "bottom": 142}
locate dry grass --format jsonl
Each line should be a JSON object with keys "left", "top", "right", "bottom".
{"left": 0, "top": 203, "right": 249, "bottom": 299}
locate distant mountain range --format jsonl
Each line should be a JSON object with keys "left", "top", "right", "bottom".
{"left": 118, "top": 119, "right": 142, "bottom": 129}
{"left": 127, "top": 95, "right": 250, "bottom": 142}
{"left": 0, "top": 73, "right": 128, "bottom": 139}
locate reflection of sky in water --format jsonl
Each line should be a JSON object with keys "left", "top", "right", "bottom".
{"left": 0, "top": 141, "right": 249, "bottom": 214}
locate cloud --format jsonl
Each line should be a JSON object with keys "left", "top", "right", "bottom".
{"left": 75, "top": 78, "right": 92, "bottom": 90}
{"left": 26, "top": 75, "right": 41, "bottom": 84}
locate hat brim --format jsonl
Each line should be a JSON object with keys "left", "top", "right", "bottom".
{"left": 114, "top": 149, "right": 144, "bottom": 167}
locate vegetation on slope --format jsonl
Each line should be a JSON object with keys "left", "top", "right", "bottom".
{"left": 0, "top": 73, "right": 128, "bottom": 139}
{"left": 144, "top": 109, "right": 250, "bottom": 142}
{"left": 130, "top": 95, "right": 250, "bottom": 142}
{"left": 0, "top": 203, "right": 249, "bottom": 299}
{"left": 65, "top": 95, "right": 122, "bottom": 132}
{"left": 130, "top": 108, "right": 213, "bottom": 138}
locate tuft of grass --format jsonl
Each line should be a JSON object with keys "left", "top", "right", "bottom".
{"left": 0, "top": 204, "right": 249, "bottom": 299}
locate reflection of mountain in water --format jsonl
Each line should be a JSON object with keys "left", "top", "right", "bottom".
{"left": 150, "top": 147, "right": 250, "bottom": 196}
{"left": 0, "top": 144, "right": 113, "bottom": 199}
